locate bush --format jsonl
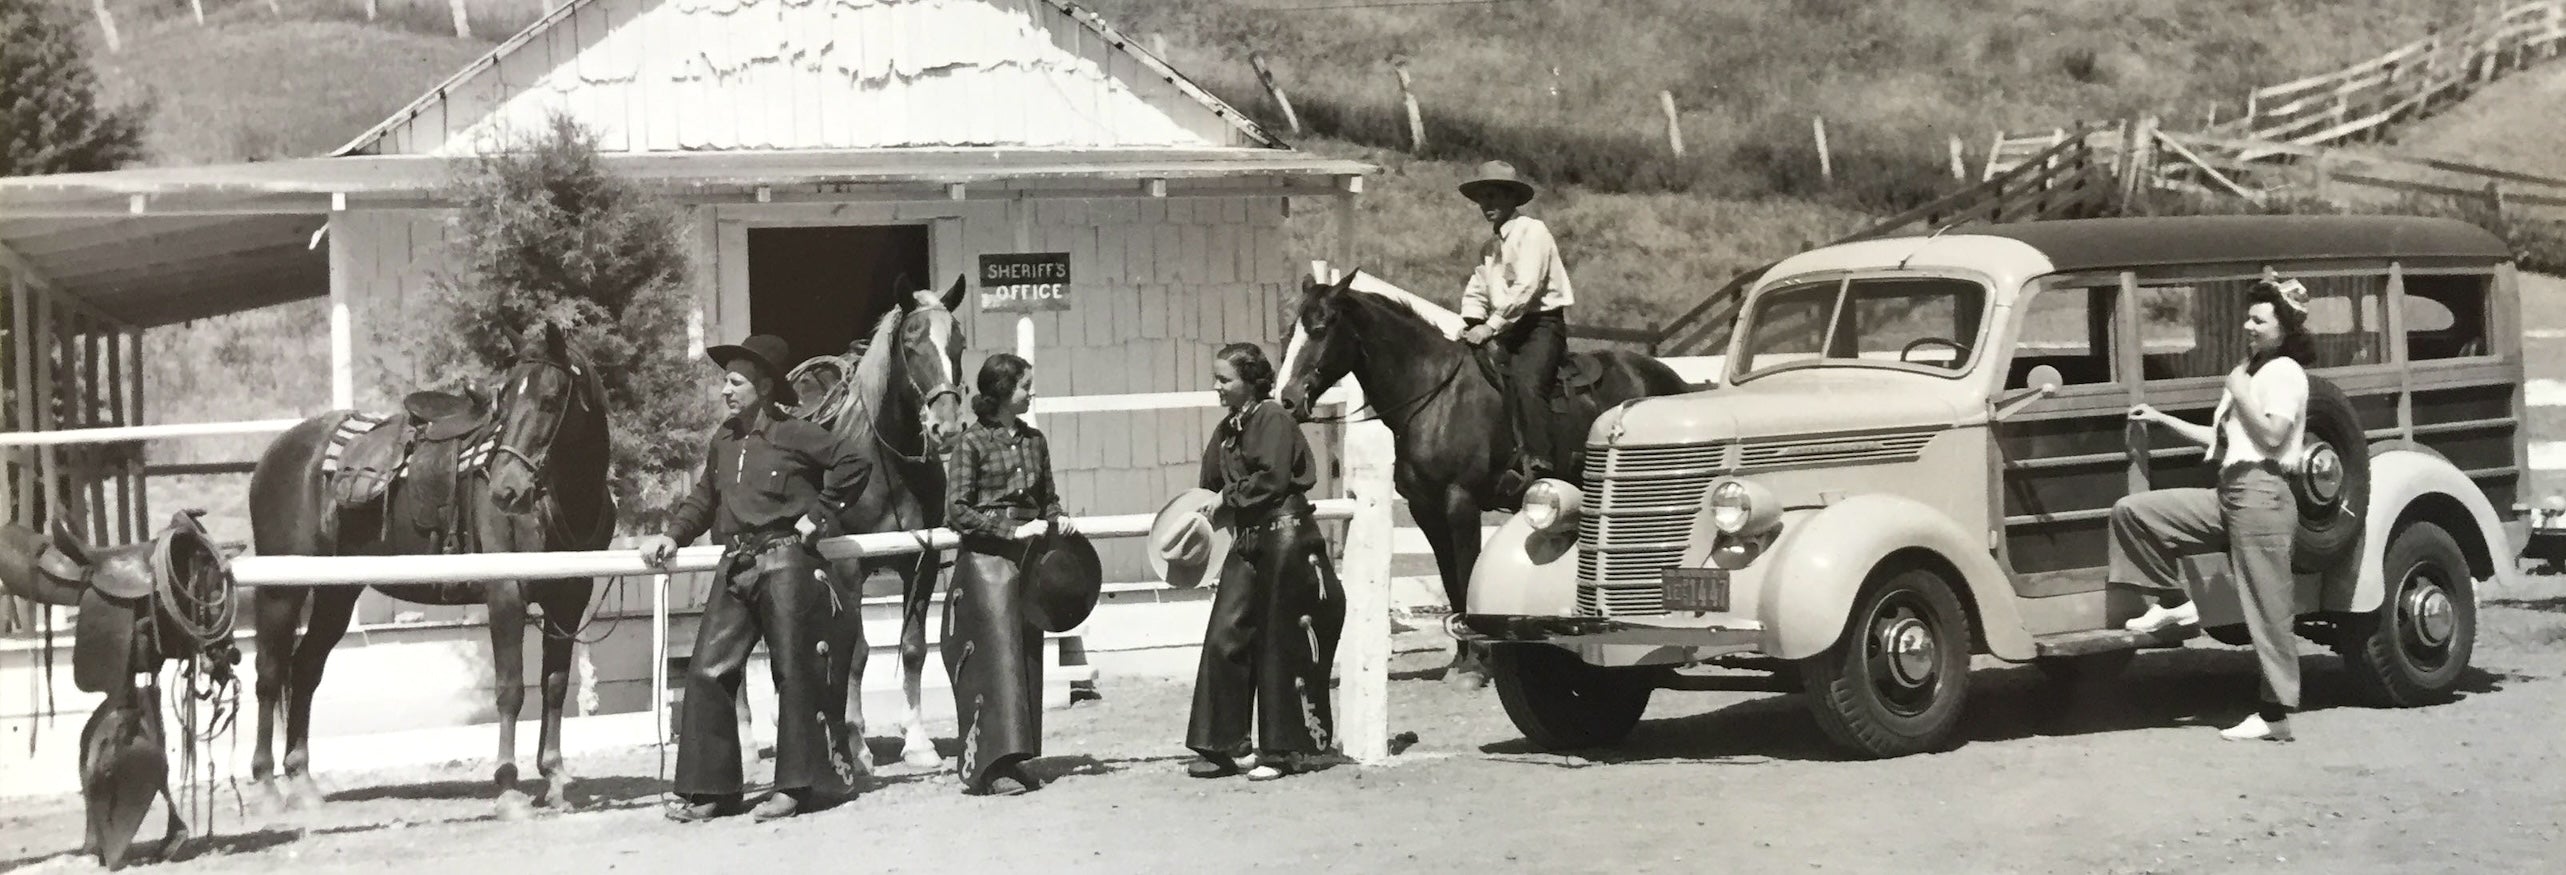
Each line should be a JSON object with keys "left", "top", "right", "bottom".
{"left": 400, "top": 111, "right": 715, "bottom": 534}
{"left": 0, "top": 0, "right": 150, "bottom": 176}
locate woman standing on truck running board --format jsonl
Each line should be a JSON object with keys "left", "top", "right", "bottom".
{"left": 2110, "top": 277, "right": 2317, "bottom": 743}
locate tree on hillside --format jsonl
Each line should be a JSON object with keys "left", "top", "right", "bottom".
{"left": 0, "top": 0, "right": 149, "bottom": 177}
{"left": 402, "top": 112, "right": 716, "bottom": 534}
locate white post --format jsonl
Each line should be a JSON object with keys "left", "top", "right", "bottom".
{"left": 1017, "top": 317, "right": 1037, "bottom": 430}
{"left": 652, "top": 572, "right": 670, "bottom": 746}
{"left": 328, "top": 218, "right": 355, "bottom": 410}
{"left": 1013, "top": 194, "right": 1038, "bottom": 429}
{"left": 1335, "top": 374, "right": 1395, "bottom": 765}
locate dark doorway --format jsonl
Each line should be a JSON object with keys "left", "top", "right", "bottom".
{"left": 747, "top": 225, "right": 932, "bottom": 369}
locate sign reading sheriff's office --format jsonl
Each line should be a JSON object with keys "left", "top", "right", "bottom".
{"left": 979, "top": 252, "right": 1071, "bottom": 313}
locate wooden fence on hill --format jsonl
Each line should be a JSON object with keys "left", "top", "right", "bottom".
{"left": 1984, "top": 1, "right": 2566, "bottom": 179}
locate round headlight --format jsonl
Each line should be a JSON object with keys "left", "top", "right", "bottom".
{"left": 1524, "top": 479, "right": 1583, "bottom": 534}
{"left": 1708, "top": 480, "right": 1753, "bottom": 533}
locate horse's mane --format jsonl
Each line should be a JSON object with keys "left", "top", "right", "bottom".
{"left": 1342, "top": 270, "right": 1468, "bottom": 341}
{"left": 833, "top": 300, "right": 913, "bottom": 443}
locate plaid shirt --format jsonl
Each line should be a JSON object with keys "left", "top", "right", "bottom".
{"left": 945, "top": 416, "right": 1066, "bottom": 541}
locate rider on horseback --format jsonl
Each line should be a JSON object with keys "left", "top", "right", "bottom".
{"left": 1455, "top": 160, "right": 1575, "bottom": 498}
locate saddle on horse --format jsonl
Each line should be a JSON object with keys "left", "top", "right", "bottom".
{"left": 326, "top": 389, "right": 494, "bottom": 552}
{"left": 0, "top": 511, "right": 241, "bottom": 870}
{"left": 1470, "top": 347, "right": 1609, "bottom": 506}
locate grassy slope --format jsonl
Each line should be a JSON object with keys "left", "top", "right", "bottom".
{"left": 42, "top": 1, "right": 2512, "bottom": 534}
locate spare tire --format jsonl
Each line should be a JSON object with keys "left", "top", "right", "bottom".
{"left": 2292, "top": 375, "right": 2369, "bottom": 572}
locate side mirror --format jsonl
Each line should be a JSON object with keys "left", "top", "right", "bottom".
{"left": 1991, "top": 365, "right": 2063, "bottom": 421}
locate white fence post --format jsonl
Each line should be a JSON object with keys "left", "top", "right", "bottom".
{"left": 1335, "top": 375, "right": 1396, "bottom": 765}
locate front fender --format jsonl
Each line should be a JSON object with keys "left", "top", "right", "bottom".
{"left": 1466, "top": 512, "right": 1579, "bottom": 617}
{"left": 1760, "top": 494, "right": 2035, "bottom": 662}
{"left": 2352, "top": 447, "right": 2521, "bottom": 611}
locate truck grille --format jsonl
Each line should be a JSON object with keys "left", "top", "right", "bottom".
{"left": 1575, "top": 440, "right": 1728, "bottom": 617}
{"left": 1736, "top": 429, "right": 1937, "bottom": 472}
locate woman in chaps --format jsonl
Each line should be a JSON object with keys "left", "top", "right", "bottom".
{"left": 1172, "top": 342, "right": 1346, "bottom": 781}
{"left": 942, "top": 353, "right": 1077, "bottom": 795}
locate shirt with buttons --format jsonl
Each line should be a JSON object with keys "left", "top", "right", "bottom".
{"left": 662, "top": 407, "right": 873, "bottom": 545}
{"left": 945, "top": 416, "right": 1067, "bottom": 541}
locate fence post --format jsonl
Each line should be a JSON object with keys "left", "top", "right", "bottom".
{"left": 89, "top": 0, "right": 118, "bottom": 52}
{"left": 1947, "top": 136, "right": 1966, "bottom": 181}
{"left": 1659, "top": 91, "right": 1685, "bottom": 157}
{"left": 366, "top": 0, "right": 378, "bottom": 21}
{"left": 1392, "top": 57, "right": 1426, "bottom": 152}
{"left": 1150, "top": 33, "right": 1168, "bottom": 58}
{"left": 2486, "top": 180, "right": 2511, "bottom": 236}
{"left": 1250, "top": 52, "right": 1303, "bottom": 136}
{"left": 451, "top": 0, "right": 472, "bottom": 39}
{"left": 1811, "top": 116, "right": 1833, "bottom": 184}
{"left": 1335, "top": 376, "right": 1395, "bottom": 766}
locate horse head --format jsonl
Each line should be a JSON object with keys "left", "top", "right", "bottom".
{"left": 894, "top": 274, "right": 970, "bottom": 455}
{"left": 485, "top": 322, "right": 609, "bottom": 517}
{"left": 1278, "top": 270, "right": 1366, "bottom": 420}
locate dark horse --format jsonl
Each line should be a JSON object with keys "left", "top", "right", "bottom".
{"left": 1276, "top": 270, "right": 1693, "bottom": 686}
{"left": 792, "top": 279, "right": 970, "bottom": 771}
{"left": 246, "top": 323, "right": 613, "bottom": 813}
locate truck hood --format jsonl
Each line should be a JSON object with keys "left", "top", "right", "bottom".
{"left": 1592, "top": 369, "right": 1971, "bottom": 446}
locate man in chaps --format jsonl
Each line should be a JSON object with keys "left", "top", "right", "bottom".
{"left": 639, "top": 333, "right": 875, "bottom": 822}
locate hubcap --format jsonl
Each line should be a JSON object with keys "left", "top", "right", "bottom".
{"left": 1878, "top": 611, "right": 1939, "bottom": 688}
{"left": 2403, "top": 573, "right": 2457, "bottom": 649}
{"left": 2300, "top": 442, "right": 2345, "bottom": 508}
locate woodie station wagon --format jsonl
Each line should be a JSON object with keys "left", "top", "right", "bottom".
{"left": 1454, "top": 215, "right": 2530, "bottom": 758}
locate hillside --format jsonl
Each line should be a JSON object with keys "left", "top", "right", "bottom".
{"left": 19, "top": 0, "right": 2531, "bottom": 536}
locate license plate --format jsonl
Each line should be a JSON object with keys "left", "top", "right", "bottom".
{"left": 1662, "top": 568, "right": 1731, "bottom": 613}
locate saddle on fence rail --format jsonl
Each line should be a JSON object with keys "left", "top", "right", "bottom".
{"left": 0, "top": 511, "right": 241, "bottom": 870}
{"left": 323, "top": 390, "right": 495, "bottom": 552}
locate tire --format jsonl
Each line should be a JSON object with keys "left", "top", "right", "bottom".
{"left": 2292, "top": 376, "right": 2369, "bottom": 573}
{"left": 2341, "top": 521, "right": 2477, "bottom": 707}
{"left": 2034, "top": 650, "right": 2133, "bottom": 689}
{"left": 1489, "top": 644, "right": 1656, "bottom": 750}
{"left": 1798, "top": 565, "right": 1974, "bottom": 758}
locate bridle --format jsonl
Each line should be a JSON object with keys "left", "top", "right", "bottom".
{"left": 483, "top": 354, "right": 596, "bottom": 509}
{"left": 1287, "top": 304, "right": 1468, "bottom": 429}
{"left": 846, "top": 309, "right": 964, "bottom": 469}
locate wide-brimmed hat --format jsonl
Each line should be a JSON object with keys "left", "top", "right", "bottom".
{"left": 1022, "top": 530, "right": 1104, "bottom": 633}
{"left": 1147, "top": 489, "right": 1233, "bottom": 589}
{"left": 706, "top": 334, "right": 799, "bottom": 406}
{"left": 1458, "top": 160, "right": 1538, "bottom": 206}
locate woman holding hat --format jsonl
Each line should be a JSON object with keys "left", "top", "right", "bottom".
{"left": 638, "top": 334, "right": 874, "bottom": 822}
{"left": 1455, "top": 159, "right": 1577, "bottom": 496}
{"left": 1159, "top": 342, "right": 1346, "bottom": 781}
{"left": 941, "top": 352, "right": 1077, "bottom": 795}
{"left": 2110, "top": 277, "right": 2318, "bottom": 743}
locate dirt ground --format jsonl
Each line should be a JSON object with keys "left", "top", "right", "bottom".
{"left": 7, "top": 579, "right": 2566, "bottom": 875}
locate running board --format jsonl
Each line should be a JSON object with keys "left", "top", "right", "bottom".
{"left": 2033, "top": 627, "right": 2199, "bottom": 658}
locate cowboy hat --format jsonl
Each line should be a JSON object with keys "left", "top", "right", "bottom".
{"left": 1458, "top": 160, "right": 1538, "bottom": 206}
{"left": 706, "top": 334, "right": 800, "bottom": 406}
{"left": 1147, "top": 489, "right": 1233, "bottom": 590}
{"left": 1021, "top": 529, "right": 1104, "bottom": 633}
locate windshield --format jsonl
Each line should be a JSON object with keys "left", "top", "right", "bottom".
{"left": 1732, "top": 276, "right": 1989, "bottom": 380}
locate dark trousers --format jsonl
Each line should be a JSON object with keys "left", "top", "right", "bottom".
{"left": 944, "top": 538, "right": 1043, "bottom": 793}
{"left": 2106, "top": 463, "right": 2302, "bottom": 718}
{"left": 675, "top": 544, "right": 845, "bottom": 797}
{"left": 1187, "top": 508, "right": 1347, "bottom": 760}
{"left": 1491, "top": 309, "right": 1568, "bottom": 472}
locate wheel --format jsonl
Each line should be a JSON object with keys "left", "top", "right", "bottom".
{"left": 2033, "top": 650, "right": 2133, "bottom": 688}
{"left": 2341, "top": 521, "right": 2476, "bottom": 706}
{"left": 1489, "top": 644, "right": 1656, "bottom": 750}
{"left": 2292, "top": 377, "right": 2370, "bottom": 572}
{"left": 1798, "top": 565, "right": 1974, "bottom": 758}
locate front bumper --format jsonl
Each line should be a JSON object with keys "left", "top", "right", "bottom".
{"left": 1449, "top": 612, "right": 1764, "bottom": 652}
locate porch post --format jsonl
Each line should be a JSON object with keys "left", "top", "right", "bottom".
{"left": 328, "top": 217, "right": 355, "bottom": 410}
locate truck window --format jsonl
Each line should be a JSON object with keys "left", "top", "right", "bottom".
{"left": 2008, "top": 284, "right": 2113, "bottom": 388}
{"left": 1735, "top": 277, "right": 1988, "bottom": 377}
{"left": 2136, "top": 274, "right": 2388, "bottom": 379}
{"left": 2401, "top": 274, "right": 2493, "bottom": 360}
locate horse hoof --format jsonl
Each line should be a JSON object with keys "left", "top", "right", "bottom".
{"left": 494, "top": 790, "right": 537, "bottom": 821}
{"left": 285, "top": 777, "right": 328, "bottom": 811}
{"left": 901, "top": 747, "right": 943, "bottom": 770}
{"left": 539, "top": 776, "right": 578, "bottom": 809}
{"left": 1445, "top": 668, "right": 1489, "bottom": 691}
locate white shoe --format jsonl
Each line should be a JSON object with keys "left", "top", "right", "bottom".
{"left": 2219, "top": 715, "right": 2295, "bottom": 742}
{"left": 2123, "top": 601, "right": 2200, "bottom": 634}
